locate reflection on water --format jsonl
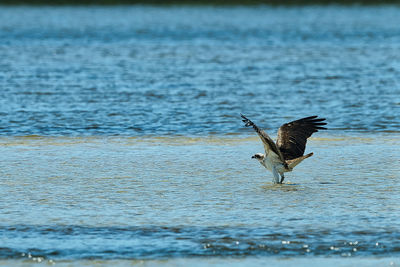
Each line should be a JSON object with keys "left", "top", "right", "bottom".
{"left": 260, "top": 183, "right": 303, "bottom": 192}
{"left": 0, "top": 134, "right": 399, "bottom": 261}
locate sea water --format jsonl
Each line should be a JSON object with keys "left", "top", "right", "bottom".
{"left": 0, "top": 5, "right": 399, "bottom": 266}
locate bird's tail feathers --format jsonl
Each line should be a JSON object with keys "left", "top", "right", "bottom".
{"left": 286, "top": 152, "right": 313, "bottom": 170}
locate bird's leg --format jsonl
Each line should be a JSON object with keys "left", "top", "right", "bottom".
{"left": 272, "top": 167, "right": 280, "bottom": 184}
{"left": 280, "top": 174, "right": 285, "bottom": 184}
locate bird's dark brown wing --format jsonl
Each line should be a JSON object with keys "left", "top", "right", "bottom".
{"left": 241, "top": 114, "right": 285, "bottom": 162}
{"left": 276, "top": 116, "right": 327, "bottom": 160}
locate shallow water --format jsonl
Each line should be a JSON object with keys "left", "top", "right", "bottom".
{"left": 0, "top": 257, "right": 399, "bottom": 267}
{"left": 1, "top": 134, "right": 399, "bottom": 264}
{"left": 1, "top": 5, "right": 400, "bottom": 266}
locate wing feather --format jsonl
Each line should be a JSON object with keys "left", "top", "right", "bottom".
{"left": 276, "top": 116, "right": 327, "bottom": 160}
{"left": 241, "top": 114, "right": 285, "bottom": 162}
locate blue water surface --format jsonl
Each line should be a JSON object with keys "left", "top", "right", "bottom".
{"left": 0, "top": 6, "right": 399, "bottom": 136}
{"left": 0, "top": 5, "right": 400, "bottom": 266}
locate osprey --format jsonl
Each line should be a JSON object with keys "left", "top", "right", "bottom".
{"left": 241, "top": 114, "right": 327, "bottom": 184}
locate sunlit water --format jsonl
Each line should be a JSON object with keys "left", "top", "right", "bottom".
{"left": 1, "top": 135, "right": 400, "bottom": 266}
{"left": 0, "top": 5, "right": 400, "bottom": 267}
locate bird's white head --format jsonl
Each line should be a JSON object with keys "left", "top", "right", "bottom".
{"left": 251, "top": 153, "right": 265, "bottom": 162}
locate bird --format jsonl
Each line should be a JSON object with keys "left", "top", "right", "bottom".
{"left": 241, "top": 114, "right": 327, "bottom": 184}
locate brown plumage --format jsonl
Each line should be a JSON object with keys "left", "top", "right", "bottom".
{"left": 276, "top": 116, "right": 327, "bottom": 160}
{"left": 241, "top": 114, "right": 327, "bottom": 183}
{"left": 241, "top": 114, "right": 327, "bottom": 161}
{"left": 241, "top": 114, "right": 285, "bottom": 162}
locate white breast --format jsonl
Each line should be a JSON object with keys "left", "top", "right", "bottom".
{"left": 261, "top": 153, "right": 285, "bottom": 173}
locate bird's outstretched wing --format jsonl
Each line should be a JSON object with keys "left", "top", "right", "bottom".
{"left": 241, "top": 114, "right": 285, "bottom": 162}
{"left": 276, "top": 116, "right": 327, "bottom": 160}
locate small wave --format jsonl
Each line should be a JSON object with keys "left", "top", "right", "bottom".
{"left": 1, "top": 225, "right": 400, "bottom": 260}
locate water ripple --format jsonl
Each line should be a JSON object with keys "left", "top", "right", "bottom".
{"left": 1, "top": 6, "right": 400, "bottom": 136}
{"left": 1, "top": 225, "right": 400, "bottom": 260}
